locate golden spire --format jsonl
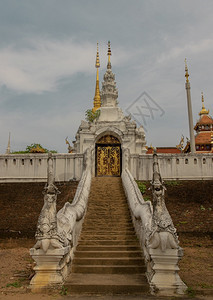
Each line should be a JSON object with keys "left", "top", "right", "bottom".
{"left": 199, "top": 92, "right": 209, "bottom": 115}
{"left": 185, "top": 58, "right": 189, "bottom": 83}
{"left": 92, "top": 43, "right": 101, "bottom": 113}
{"left": 107, "top": 41, "right": 112, "bottom": 68}
{"left": 95, "top": 42, "right": 100, "bottom": 68}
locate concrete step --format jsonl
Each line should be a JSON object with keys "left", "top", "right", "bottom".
{"left": 83, "top": 222, "right": 133, "bottom": 226}
{"left": 82, "top": 225, "right": 134, "bottom": 230}
{"left": 87, "top": 212, "right": 129, "bottom": 214}
{"left": 81, "top": 229, "right": 134, "bottom": 234}
{"left": 65, "top": 177, "right": 150, "bottom": 295}
{"left": 86, "top": 214, "right": 131, "bottom": 218}
{"left": 79, "top": 235, "right": 137, "bottom": 241}
{"left": 78, "top": 240, "right": 139, "bottom": 246}
{"left": 65, "top": 274, "right": 149, "bottom": 294}
{"left": 83, "top": 216, "right": 132, "bottom": 219}
{"left": 83, "top": 221, "right": 132, "bottom": 225}
{"left": 83, "top": 221, "right": 133, "bottom": 226}
{"left": 82, "top": 225, "right": 133, "bottom": 230}
{"left": 74, "top": 250, "right": 142, "bottom": 258}
{"left": 81, "top": 230, "right": 135, "bottom": 235}
{"left": 73, "top": 257, "right": 144, "bottom": 266}
{"left": 88, "top": 206, "right": 128, "bottom": 208}
{"left": 71, "top": 265, "right": 145, "bottom": 274}
{"left": 76, "top": 245, "right": 141, "bottom": 251}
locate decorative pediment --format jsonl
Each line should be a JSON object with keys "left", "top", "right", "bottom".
{"left": 97, "top": 135, "right": 120, "bottom": 144}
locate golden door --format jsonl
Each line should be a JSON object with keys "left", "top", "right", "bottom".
{"left": 96, "top": 145, "right": 121, "bottom": 176}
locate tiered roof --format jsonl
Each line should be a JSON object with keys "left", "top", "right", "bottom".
{"left": 194, "top": 93, "right": 213, "bottom": 152}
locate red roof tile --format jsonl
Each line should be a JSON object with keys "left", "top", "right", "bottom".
{"left": 194, "top": 115, "right": 213, "bottom": 130}
{"left": 195, "top": 131, "right": 212, "bottom": 144}
{"left": 146, "top": 147, "right": 181, "bottom": 154}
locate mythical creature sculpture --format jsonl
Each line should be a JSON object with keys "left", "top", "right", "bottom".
{"left": 65, "top": 137, "right": 73, "bottom": 153}
{"left": 33, "top": 153, "right": 68, "bottom": 252}
{"left": 176, "top": 135, "right": 184, "bottom": 152}
{"left": 148, "top": 151, "right": 179, "bottom": 251}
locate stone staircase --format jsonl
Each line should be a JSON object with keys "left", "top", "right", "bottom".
{"left": 65, "top": 177, "right": 149, "bottom": 295}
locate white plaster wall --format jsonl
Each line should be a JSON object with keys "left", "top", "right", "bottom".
{"left": 0, "top": 154, "right": 83, "bottom": 182}
{"left": 0, "top": 153, "right": 212, "bottom": 182}
{"left": 130, "top": 154, "right": 213, "bottom": 181}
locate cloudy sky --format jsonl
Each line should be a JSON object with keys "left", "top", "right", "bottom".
{"left": 0, "top": 0, "right": 213, "bottom": 153}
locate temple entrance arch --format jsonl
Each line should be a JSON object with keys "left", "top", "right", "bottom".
{"left": 95, "top": 135, "right": 122, "bottom": 177}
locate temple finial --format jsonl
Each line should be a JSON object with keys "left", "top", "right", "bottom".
{"left": 95, "top": 42, "right": 100, "bottom": 68}
{"left": 92, "top": 42, "right": 101, "bottom": 112}
{"left": 199, "top": 92, "right": 209, "bottom": 115}
{"left": 107, "top": 41, "right": 112, "bottom": 69}
{"left": 185, "top": 58, "right": 189, "bottom": 83}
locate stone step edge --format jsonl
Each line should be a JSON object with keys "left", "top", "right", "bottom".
{"left": 64, "top": 284, "right": 149, "bottom": 294}
{"left": 78, "top": 240, "right": 139, "bottom": 242}
{"left": 76, "top": 246, "right": 141, "bottom": 250}
{"left": 73, "top": 257, "right": 144, "bottom": 261}
{"left": 80, "top": 234, "right": 136, "bottom": 236}
{"left": 72, "top": 265, "right": 145, "bottom": 268}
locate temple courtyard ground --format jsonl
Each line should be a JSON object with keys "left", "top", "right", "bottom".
{"left": 0, "top": 180, "right": 212, "bottom": 299}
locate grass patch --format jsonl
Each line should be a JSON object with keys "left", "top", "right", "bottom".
{"left": 6, "top": 281, "right": 22, "bottom": 288}
{"left": 60, "top": 285, "right": 68, "bottom": 295}
{"left": 186, "top": 286, "right": 196, "bottom": 297}
{"left": 200, "top": 283, "right": 213, "bottom": 289}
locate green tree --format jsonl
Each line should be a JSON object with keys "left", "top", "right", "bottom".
{"left": 12, "top": 143, "right": 57, "bottom": 154}
{"left": 85, "top": 109, "right": 100, "bottom": 122}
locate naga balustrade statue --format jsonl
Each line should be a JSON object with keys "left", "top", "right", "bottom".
{"left": 122, "top": 148, "right": 187, "bottom": 295}
{"left": 30, "top": 148, "right": 92, "bottom": 291}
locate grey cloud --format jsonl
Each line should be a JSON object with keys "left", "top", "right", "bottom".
{"left": 0, "top": 0, "right": 213, "bottom": 152}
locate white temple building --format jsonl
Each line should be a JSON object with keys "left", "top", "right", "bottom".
{"left": 73, "top": 42, "right": 146, "bottom": 177}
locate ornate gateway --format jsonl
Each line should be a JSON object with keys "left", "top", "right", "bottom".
{"left": 96, "top": 135, "right": 121, "bottom": 177}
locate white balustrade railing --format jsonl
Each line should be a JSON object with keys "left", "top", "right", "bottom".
{"left": 30, "top": 148, "right": 92, "bottom": 291}
{"left": 121, "top": 150, "right": 187, "bottom": 296}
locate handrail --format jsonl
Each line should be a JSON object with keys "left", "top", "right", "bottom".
{"left": 57, "top": 148, "right": 92, "bottom": 245}
{"left": 122, "top": 167, "right": 152, "bottom": 229}
{"left": 121, "top": 167, "right": 152, "bottom": 264}
{"left": 121, "top": 149, "right": 187, "bottom": 295}
{"left": 30, "top": 148, "right": 92, "bottom": 290}
{"left": 32, "top": 148, "right": 92, "bottom": 252}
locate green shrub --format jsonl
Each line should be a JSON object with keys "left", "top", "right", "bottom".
{"left": 85, "top": 109, "right": 100, "bottom": 122}
{"left": 136, "top": 181, "right": 146, "bottom": 194}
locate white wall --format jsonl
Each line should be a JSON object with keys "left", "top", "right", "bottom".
{"left": 0, "top": 153, "right": 212, "bottom": 182}
{"left": 129, "top": 153, "right": 213, "bottom": 180}
{"left": 0, "top": 154, "right": 84, "bottom": 182}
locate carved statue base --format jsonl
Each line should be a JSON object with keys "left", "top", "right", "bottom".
{"left": 30, "top": 246, "right": 71, "bottom": 292}
{"left": 149, "top": 248, "right": 187, "bottom": 295}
